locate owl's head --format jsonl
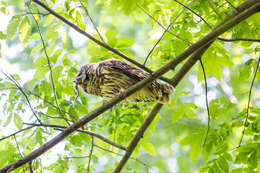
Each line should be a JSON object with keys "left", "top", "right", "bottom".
{"left": 74, "top": 66, "right": 88, "bottom": 86}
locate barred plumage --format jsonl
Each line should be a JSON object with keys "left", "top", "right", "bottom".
{"left": 74, "top": 59, "right": 174, "bottom": 104}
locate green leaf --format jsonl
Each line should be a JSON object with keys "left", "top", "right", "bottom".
{"left": 217, "top": 157, "right": 229, "bottom": 173}
{"left": 43, "top": 15, "right": 55, "bottom": 27}
{"left": 0, "top": 31, "right": 7, "bottom": 39}
{"left": 52, "top": 65, "right": 63, "bottom": 82}
{"left": 231, "top": 168, "right": 243, "bottom": 173}
{"left": 4, "top": 114, "right": 13, "bottom": 127}
{"left": 141, "top": 141, "right": 156, "bottom": 156}
{"left": 31, "top": 43, "right": 43, "bottom": 57}
{"left": 46, "top": 45, "right": 56, "bottom": 56}
{"left": 30, "top": 33, "right": 41, "bottom": 41}
{"left": 189, "top": 136, "right": 202, "bottom": 162}
{"left": 34, "top": 56, "right": 47, "bottom": 67}
{"left": 36, "top": 128, "right": 43, "bottom": 145}
{"left": 7, "top": 18, "right": 20, "bottom": 40}
{"left": 116, "top": 37, "right": 135, "bottom": 48}
{"left": 75, "top": 10, "right": 85, "bottom": 31}
{"left": 34, "top": 66, "right": 49, "bottom": 80}
{"left": 239, "top": 60, "right": 252, "bottom": 81}
{"left": 19, "top": 16, "right": 31, "bottom": 43}
{"left": 172, "top": 104, "right": 185, "bottom": 124}
{"left": 51, "top": 49, "right": 63, "bottom": 63}
{"left": 47, "top": 107, "right": 59, "bottom": 116}
{"left": 14, "top": 114, "right": 23, "bottom": 129}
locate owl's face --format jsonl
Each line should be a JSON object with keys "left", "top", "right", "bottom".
{"left": 74, "top": 66, "right": 88, "bottom": 86}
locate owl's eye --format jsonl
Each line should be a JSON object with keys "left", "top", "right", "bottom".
{"left": 77, "top": 71, "right": 82, "bottom": 76}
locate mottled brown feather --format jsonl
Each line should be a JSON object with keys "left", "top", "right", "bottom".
{"left": 74, "top": 59, "right": 174, "bottom": 104}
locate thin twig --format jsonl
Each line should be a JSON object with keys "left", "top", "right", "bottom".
{"left": 1, "top": 2, "right": 258, "bottom": 171}
{"left": 173, "top": 0, "right": 212, "bottom": 28}
{"left": 136, "top": 4, "right": 192, "bottom": 45}
{"left": 25, "top": 88, "right": 77, "bottom": 121}
{"left": 14, "top": 135, "right": 26, "bottom": 173}
{"left": 238, "top": 56, "right": 260, "bottom": 147}
{"left": 30, "top": 8, "right": 69, "bottom": 125}
{"left": 37, "top": 111, "right": 73, "bottom": 123}
{"left": 65, "top": 155, "right": 89, "bottom": 159}
{"left": 25, "top": 123, "right": 127, "bottom": 150}
{"left": 79, "top": 0, "right": 105, "bottom": 42}
{"left": 3, "top": 86, "right": 77, "bottom": 121}
{"left": 0, "top": 126, "right": 34, "bottom": 141}
{"left": 29, "top": 161, "right": 33, "bottom": 173}
{"left": 87, "top": 136, "right": 94, "bottom": 173}
{"left": 225, "top": 0, "right": 237, "bottom": 10}
{"left": 199, "top": 59, "right": 211, "bottom": 147}
{"left": 0, "top": 70, "right": 42, "bottom": 124}
{"left": 14, "top": 135, "right": 23, "bottom": 157}
{"left": 207, "top": 0, "right": 224, "bottom": 21}
{"left": 94, "top": 144, "right": 149, "bottom": 167}
{"left": 17, "top": 12, "right": 50, "bottom": 17}
{"left": 143, "top": 7, "right": 187, "bottom": 66}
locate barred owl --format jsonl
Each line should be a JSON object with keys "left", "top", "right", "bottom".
{"left": 74, "top": 59, "right": 174, "bottom": 104}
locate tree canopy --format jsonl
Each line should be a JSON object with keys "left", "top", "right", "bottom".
{"left": 0, "top": 0, "right": 260, "bottom": 172}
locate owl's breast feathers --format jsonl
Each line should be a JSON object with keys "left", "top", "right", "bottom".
{"left": 75, "top": 59, "right": 174, "bottom": 104}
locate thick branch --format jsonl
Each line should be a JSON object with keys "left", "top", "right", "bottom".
{"left": 1, "top": 2, "right": 259, "bottom": 172}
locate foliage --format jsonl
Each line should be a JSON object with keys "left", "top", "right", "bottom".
{"left": 0, "top": 0, "right": 260, "bottom": 172}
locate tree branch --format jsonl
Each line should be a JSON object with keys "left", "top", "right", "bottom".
{"left": 1, "top": 1, "right": 259, "bottom": 172}
{"left": 29, "top": 7, "right": 69, "bottom": 125}
{"left": 199, "top": 59, "right": 211, "bottom": 147}
{"left": 24, "top": 123, "right": 127, "bottom": 150}
{"left": 87, "top": 136, "right": 94, "bottom": 173}
{"left": 0, "top": 126, "right": 34, "bottom": 141}
{"left": 238, "top": 56, "right": 260, "bottom": 147}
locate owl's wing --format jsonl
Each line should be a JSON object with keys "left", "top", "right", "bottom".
{"left": 101, "top": 59, "right": 150, "bottom": 82}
